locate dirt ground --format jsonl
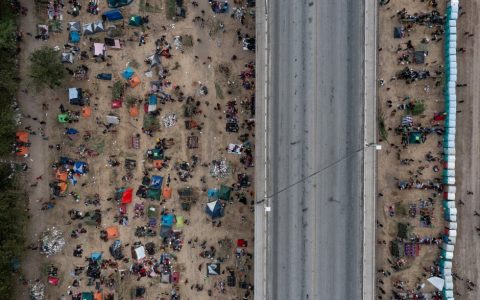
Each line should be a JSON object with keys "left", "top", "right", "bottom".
{"left": 16, "top": 0, "right": 255, "bottom": 299}
{"left": 451, "top": 0, "right": 480, "bottom": 299}
{"left": 376, "top": 0, "right": 451, "bottom": 298}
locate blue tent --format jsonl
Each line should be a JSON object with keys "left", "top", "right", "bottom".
{"left": 207, "top": 188, "right": 218, "bottom": 198}
{"left": 149, "top": 94, "right": 157, "bottom": 105}
{"left": 73, "top": 161, "right": 88, "bottom": 174}
{"left": 91, "top": 252, "right": 102, "bottom": 261}
{"left": 205, "top": 200, "right": 224, "bottom": 219}
{"left": 69, "top": 31, "right": 80, "bottom": 43}
{"left": 121, "top": 67, "right": 134, "bottom": 80}
{"left": 102, "top": 9, "right": 123, "bottom": 21}
{"left": 151, "top": 175, "right": 163, "bottom": 189}
{"left": 161, "top": 214, "right": 174, "bottom": 227}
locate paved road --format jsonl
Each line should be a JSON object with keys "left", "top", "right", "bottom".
{"left": 258, "top": 0, "right": 366, "bottom": 299}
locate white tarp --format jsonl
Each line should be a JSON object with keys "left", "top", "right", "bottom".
{"left": 444, "top": 148, "right": 456, "bottom": 155}
{"left": 443, "top": 251, "right": 454, "bottom": 260}
{"left": 442, "top": 243, "right": 455, "bottom": 251}
{"left": 448, "top": 20, "right": 456, "bottom": 27}
{"left": 444, "top": 155, "right": 456, "bottom": 163}
{"left": 441, "top": 260, "right": 453, "bottom": 269}
{"left": 446, "top": 222, "right": 457, "bottom": 230}
{"left": 444, "top": 193, "right": 455, "bottom": 201}
{"left": 444, "top": 177, "right": 456, "bottom": 185}
{"left": 449, "top": 54, "right": 457, "bottom": 62}
{"left": 443, "top": 268, "right": 452, "bottom": 276}
{"left": 106, "top": 115, "right": 120, "bottom": 125}
{"left": 134, "top": 245, "right": 145, "bottom": 260}
{"left": 427, "top": 276, "right": 445, "bottom": 291}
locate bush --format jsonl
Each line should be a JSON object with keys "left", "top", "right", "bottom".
{"left": 409, "top": 100, "right": 426, "bottom": 116}
{"left": 29, "top": 47, "right": 66, "bottom": 89}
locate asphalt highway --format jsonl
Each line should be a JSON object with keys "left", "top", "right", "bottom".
{"left": 261, "top": 0, "right": 366, "bottom": 299}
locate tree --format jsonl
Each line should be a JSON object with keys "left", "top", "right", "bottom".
{"left": 29, "top": 47, "right": 66, "bottom": 89}
{"left": 0, "top": 19, "right": 16, "bottom": 53}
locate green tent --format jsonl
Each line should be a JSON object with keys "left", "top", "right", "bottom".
{"left": 108, "top": 0, "right": 134, "bottom": 8}
{"left": 218, "top": 185, "right": 232, "bottom": 201}
{"left": 82, "top": 292, "right": 94, "bottom": 300}
{"left": 408, "top": 131, "right": 424, "bottom": 144}
{"left": 58, "top": 113, "right": 69, "bottom": 123}
{"left": 147, "top": 188, "right": 161, "bottom": 200}
{"left": 129, "top": 15, "right": 143, "bottom": 26}
{"left": 150, "top": 148, "right": 164, "bottom": 160}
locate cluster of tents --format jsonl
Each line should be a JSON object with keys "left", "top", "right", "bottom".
{"left": 51, "top": 157, "right": 89, "bottom": 196}
{"left": 439, "top": 2, "right": 459, "bottom": 300}
{"left": 15, "top": 131, "right": 30, "bottom": 157}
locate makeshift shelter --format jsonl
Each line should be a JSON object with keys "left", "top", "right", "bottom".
{"left": 68, "top": 21, "right": 81, "bottom": 32}
{"left": 129, "top": 15, "right": 143, "bottom": 26}
{"left": 146, "top": 53, "right": 161, "bottom": 69}
{"left": 162, "top": 186, "right": 172, "bottom": 199}
{"left": 218, "top": 185, "right": 232, "bottom": 201}
{"left": 129, "top": 106, "right": 139, "bottom": 117}
{"left": 106, "top": 115, "right": 120, "bottom": 125}
{"left": 69, "top": 88, "right": 85, "bottom": 106}
{"left": 147, "top": 188, "right": 161, "bottom": 200}
{"left": 108, "top": 0, "right": 134, "bottom": 8}
{"left": 160, "top": 224, "right": 172, "bottom": 237}
{"left": 62, "top": 52, "right": 74, "bottom": 63}
{"left": 93, "top": 43, "right": 106, "bottom": 57}
{"left": 105, "top": 226, "right": 119, "bottom": 240}
{"left": 83, "top": 23, "right": 94, "bottom": 35}
{"left": 102, "top": 9, "right": 123, "bottom": 21}
{"left": 161, "top": 214, "right": 174, "bottom": 227}
{"left": 207, "top": 263, "right": 220, "bottom": 276}
{"left": 82, "top": 106, "right": 92, "bottom": 118}
{"left": 93, "top": 21, "right": 105, "bottom": 33}
{"left": 129, "top": 75, "right": 141, "bottom": 88}
{"left": 16, "top": 132, "right": 29, "bottom": 144}
{"left": 82, "top": 292, "right": 94, "bottom": 300}
{"left": 133, "top": 245, "right": 146, "bottom": 260}
{"left": 414, "top": 51, "right": 426, "bottom": 64}
{"left": 122, "top": 67, "right": 134, "bottom": 80}
{"left": 151, "top": 175, "right": 163, "bottom": 189}
{"left": 394, "top": 26, "right": 405, "bottom": 38}
{"left": 205, "top": 200, "right": 224, "bottom": 219}
{"left": 104, "top": 37, "right": 123, "bottom": 49}
{"left": 73, "top": 161, "right": 88, "bottom": 174}
{"left": 148, "top": 94, "right": 157, "bottom": 112}
{"left": 109, "top": 240, "right": 124, "bottom": 260}
{"left": 121, "top": 188, "right": 133, "bottom": 204}
{"left": 69, "top": 31, "right": 80, "bottom": 43}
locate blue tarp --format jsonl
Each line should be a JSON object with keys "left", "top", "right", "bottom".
{"left": 73, "top": 161, "right": 88, "bottom": 174}
{"left": 66, "top": 128, "right": 79, "bottom": 135}
{"left": 149, "top": 94, "right": 158, "bottom": 105}
{"left": 207, "top": 188, "right": 218, "bottom": 198}
{"left": 91, "top": 252, "right": 102, "bottom": 261}
{"left": 102, "top": 9, "right": 123, "bottom": 21}
{"left": 121, "top": 67, "right": 134, "bottom": 80}
{"left": 151, "top": 175, "right": 163, "bottom": 189}
{"left": 206, "top": 200, "right": 224, "bottom": 219}
{"left": 161, "top": 214, "right": 174, "bottom": 227}
{"left": 69, "top": 31, "right": 80, "bottom": 43}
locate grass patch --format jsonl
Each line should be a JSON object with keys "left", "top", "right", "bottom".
{"left": 139, "top": 0, "right": 162, "bottom": 13}
{"left": 215, "top": 83, "right": 224, "bottom": 100}
{"left": 378, "top": 113, "right": 388, "bottom": 141}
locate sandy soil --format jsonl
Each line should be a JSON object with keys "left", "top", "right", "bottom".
{"left": 376, "top": 0, "right": 449, "bottom": 298}
{"left": 451, "top": 0, "right": 480, "bottom": 299}
{"left": 16, "top": 0, "right": 255, "bottom": 299}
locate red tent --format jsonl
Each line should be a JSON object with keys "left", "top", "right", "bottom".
{"left": 121, "top": 188, "right": 133, "bottom": 204}
{"left": 48, "top": 276, "right": 59, "bottom": 286}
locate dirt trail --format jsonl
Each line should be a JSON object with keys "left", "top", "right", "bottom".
{"left": 452, "top": 1, "right": 480, "bottom": 299}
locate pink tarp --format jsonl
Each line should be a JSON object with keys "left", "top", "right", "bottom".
{"left": 93, "top": 43, "right": 106, "bottom": 56}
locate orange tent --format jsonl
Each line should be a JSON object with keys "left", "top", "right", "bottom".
{"left": 94, "top": 291, "right": 103, "bottom": 300}
{"left": 15, "top": 146, "right": 28, "bottom": 156}
{"left": 153, "top": 160, "right": 163, "bottom": 169}
{"left": 16, "top": 132, "right": 29, "bottom": 143}
{"left": 82, "top": 106, "right": 92, "bottom": 118}
{"left": 128, "top": 75, "right": 141, "bottom": 88}
{"left": 105, "top": 226, "right": 119, "bottom": 239}
{"left": 129, "top": 106, "right": 139, "bottom": 117}
{"left": 56, "top": 170, "right": 68, "bottom": 182}
{"left": 162, "top": 186, "right": 172, "bottom": 199}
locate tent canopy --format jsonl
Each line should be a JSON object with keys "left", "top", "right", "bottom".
{"left": 68, "top": 21, "right": 81, "bottom": 32}
{"left": 206, "top": 200, "right": 224, "bottom": 219}
{"left": 106, "top": 226, "right": 119, "bottom": 239}
{"left": 161, "top": 214, "right": 174, "bottom": 227}
{"left": 129, "top": 75, "right": 141, "bottom": 87}
{"left": 93, "top": 43, "right": 106, "bottom": 56}
{"left": 122, "top": 67, "right": 134, "bottom": 79}
{"left": 151, "top": 175, "right": 163, "bottom": 189}
{"left": 427, "top": 276, "right": 444, "bottom": 291}
{"left": 58, "top": 113, "right": 69, "bottom": 123}
{"left": 218, "top": 185, "right": 232, "bottom": 200}
{"left": 129, "top": 15, "right": 143, "bottom": 26}
{"left": 73, "top": 161, "right": 88, "bottom": 174}
{"left": 83, "top": 23, "right": 94, "bottom": 35}
{"left": 62, "top": 52, "right": 74, "bottom": 63}
{"left": 102, "top": 9, "right": 124, "bottom": 21}
{"left": 16, "top": 132, "right": 29, "bottom": 143}
{"left": 69, "top": 31, "right": 80, "bottom": 43}
{"left": 93, "top": 20, "right": 105, "bottom": 33}
{"left": 69, "top": 88, "right": 85, "bottom": 106}
{"left": 121, "top": 188, "right": 133, "bottom": 204}
{"left": 108, "top": 0, "right": 134, "bottom": 8}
